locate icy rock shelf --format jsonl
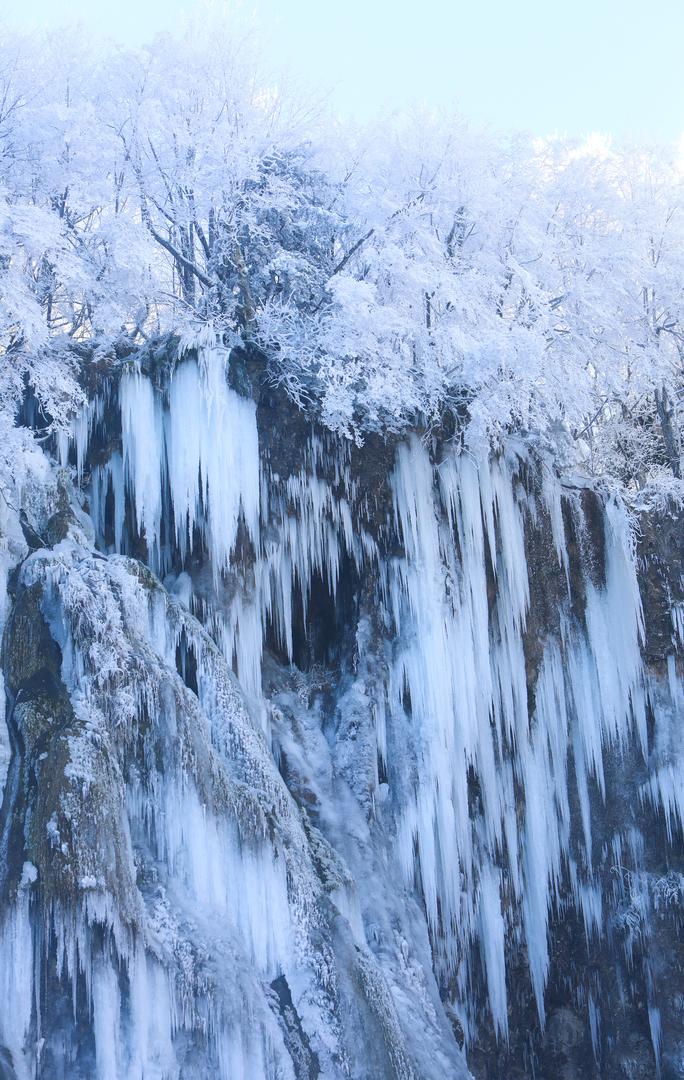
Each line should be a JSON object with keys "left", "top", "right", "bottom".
{"left": 1, "top": 344, "right": 683, "bottom": 1079}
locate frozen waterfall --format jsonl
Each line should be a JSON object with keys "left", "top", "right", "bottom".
{"left": 1, "top": 344, "right": 683, "bottom": 1078}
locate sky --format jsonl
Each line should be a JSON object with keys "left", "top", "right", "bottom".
{"left": 2, "top": 0, "right": 683, "bottom": 141}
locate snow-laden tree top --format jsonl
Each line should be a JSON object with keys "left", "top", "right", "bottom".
{"left": 1, "top": 14, "right": 684, "bottom": 487}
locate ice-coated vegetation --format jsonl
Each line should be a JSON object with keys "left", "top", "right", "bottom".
{"left": 1, "top": 10, "right": 684, "bottom": 1080}
{"left": 1, "top": 12, "right": 684, "bottom": 485}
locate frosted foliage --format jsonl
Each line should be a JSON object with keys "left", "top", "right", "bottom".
{"left": 2, "top": 20, "right": 684, "bottom": 494}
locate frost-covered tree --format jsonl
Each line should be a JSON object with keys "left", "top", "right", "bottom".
{"left": 1, "top": 13, "right": 683, "bottom": 486}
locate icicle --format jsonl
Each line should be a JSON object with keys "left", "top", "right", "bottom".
{"left": 541, "top": 464, "right": 570, "bottom": 589}
{"left": 153, "top": 780, "right": 292, "bottom": 977}
{"left": 120, "top": 368, "right": 164, "bottom": 567}
{"left": 583, "top": 497, "right": 646, "bottom": 755}
{"left": 90, "top": 452, "right": 125, "bottom": 554}
{"left": 0, "top": 894, "right": 34, "bottom": 1080}
{"left": 120, "top": 350, "right": 261, "bottom": 574}
{"left": 386, "top": 436, "right": 657, "bottom": 1039}
{"left": 92, "top": 959, "right": 122, "bottom": 1080}
{"left": 165, "top": 348, "right": 260, "bottom": 573}
{"left": 649, "top": 1004, "right": 662, "bottom": 1078}
{"left": 588, "top": 993, "right": 601, "bottom": 1063}
{"left": 59, "top": 394, "right": 105, "bottom": 482}
{"left": 477, "top": 861, "right": 508, "bottom": 1040}
{"left": 670, "top": 602, "right": 684, "bottom": 647}
{"left": 640, "top": 664, "right": 684, "bottom": 840}
{"left": 126, "top": 951, "right": 177, "bottom": 1079}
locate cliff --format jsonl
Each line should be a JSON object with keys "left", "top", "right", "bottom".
{"left": 0, "top": 343, "right": 682, "bottom": 1079}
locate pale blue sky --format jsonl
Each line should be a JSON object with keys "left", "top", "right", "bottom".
{"left": 2, "top": 0, "right": 683, "bottom": 140}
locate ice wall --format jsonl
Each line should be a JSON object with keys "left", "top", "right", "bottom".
{"left": 5, "top": 343, "right": 684, "bottom": 1077}
{"left": 117, "top": 347, "right": 260, "bottom": 575}
{"left": 388, "top": 439, "right": 652, "bottom": 1035}
{"left": 0, "top": 539, "right": 396, "bottom": 1079}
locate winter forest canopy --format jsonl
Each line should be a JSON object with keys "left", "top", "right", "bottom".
{"left": 2, "top": 15, "right": 684, "bottom": 492}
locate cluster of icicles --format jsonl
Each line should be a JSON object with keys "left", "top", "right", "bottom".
{"left": 0, "top": 537, "right": 335, "bottom": 1079}
{"left": 61, "top": 346, "right": 682, "bottom": 1064}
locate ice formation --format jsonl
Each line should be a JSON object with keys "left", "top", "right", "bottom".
{"left": 117, "top": 348, "right": 260, "bottom": 575}
{"left": 2, "top": 344, "right": 683, "bottom": 1077}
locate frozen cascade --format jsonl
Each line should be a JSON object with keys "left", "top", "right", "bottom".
{"left": 93, "top": 354, "right": 375, "bottom": 699}
{"left": 93, "top": 349, "right": 264, "bottom": 694}
{"left": 3, "top": 540, "right": 350, "bottom": 1079}
{"left": 164, "top": 350, "right": 260, "bottom": 572}
{"left": 118, "top": 347, "right": 260, "bottom": 576}
{"left": 387, "top": 437, "right": 665, "bottom": 1039}
{"left": 120, "top": 370, "right": 165, "bottom": 566}
{"left": 3, "top": 342, "right": 684, "bottom": 1077}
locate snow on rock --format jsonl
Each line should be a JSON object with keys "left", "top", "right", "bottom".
{"left": 0, "top": 509, "right": 464, "bottom": 1078}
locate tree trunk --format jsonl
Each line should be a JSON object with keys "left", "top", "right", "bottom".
{"left": 655, "top": 386, "right": 681, "bottom": 478}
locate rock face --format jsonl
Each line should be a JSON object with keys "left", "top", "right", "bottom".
{"left": 0, "top": 343, "right": 683, "bottom": 1079}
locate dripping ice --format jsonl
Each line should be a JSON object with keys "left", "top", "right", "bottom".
{"left": 118, "top": 347, "right": 260, "bottom": 576}
{"left": 387, "top": 436, "right": 663, "bottom": 1039}
{"left": 8, "top": 343, "right": 683, "bottom": 1076}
